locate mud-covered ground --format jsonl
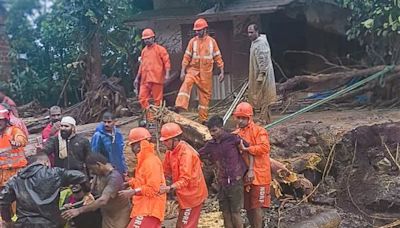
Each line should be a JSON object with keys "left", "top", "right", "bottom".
{"left": 196, "top": 109, "right": 400, "bottom": 228}
{"left": 24, "top": 108, "right": 400, "bottom": 228}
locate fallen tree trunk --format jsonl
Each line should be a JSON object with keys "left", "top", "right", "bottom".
{"left": 274, "top": 66, "right": 400, "bottom": 113}
{"left": 278, "top": 65, "right": 400, "bottom": 94}
{"left": 284, "top": 209, "right": 341, "bottom": 228}
{"left": 149, "top": 105, "right": 211, "bottom": 148}
{"left": 24, "top": 116, "right": 50, "bottom": 134}
{"left": 335, "top": 71, "right": 400, "bottom": 105}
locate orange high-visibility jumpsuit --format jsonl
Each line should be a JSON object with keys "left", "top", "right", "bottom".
{"left": 175, "top": 35, "right": 224, "bottom": 122}
{"left": 233, "top": 120, "right": 271, "bottom": 209}
{"left": 163, "top": 140, "right": 208, "bottom": 227}
{"left": 127, "top": 140, "right": 166, "bottom": 227}
{"left": 138, "top": 43, "right": 171, "bottom": 112}
{"left": 0, "top": 126, "right": 28, "bottom": 186}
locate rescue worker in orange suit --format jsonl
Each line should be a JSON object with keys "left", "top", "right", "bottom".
{"left": 175, "top": 18, "right": 225, "bottom": 123}
{"left": 0, "top": 106, "right": 27, "bottom": 189}
{"left": 232, "top": 102, "right": 271, "bottom": 228}
{"left": 159, "top": 123, "right": 208, "bottom": 228}
{"left": 118, "top": 127, "right": 166, "bottom": 228}
{"left": 135, "top": 28, "right": 171, "bottom": 122}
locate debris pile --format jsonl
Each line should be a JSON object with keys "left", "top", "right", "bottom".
{"left": 273, "top": 65, "right": 400, "bottom": 113}
{"left": 69, "top": 77, "right": 132, "bottom": 124}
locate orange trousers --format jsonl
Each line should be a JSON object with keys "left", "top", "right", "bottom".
{"left": 139, "top": 82, "right": 163, "bottom": 122}
{"left": 175, "top": 73, "right": 212, "bottom": 122}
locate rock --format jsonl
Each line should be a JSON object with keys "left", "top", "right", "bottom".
{"left": 295, "top": 142, "right": 310, "bottom": 149}
{"left": 303, "top": 131, "right": 313, "bottom": 138}
{"left": 307, "top": 136, "right": 318, "bottom": 146}
{"left": 296, "top": 136, "right": 307, "bottom": 142}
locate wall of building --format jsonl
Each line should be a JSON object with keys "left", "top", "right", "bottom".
{"left": 135, "top": 20, "right": 183, "bottom": 69}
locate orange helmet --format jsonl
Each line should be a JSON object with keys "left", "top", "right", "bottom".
{"left": 0, "top": 105, "right": 9, "bottom": 120}
{"left": 193, "top": 18, "right": 208, "bottom": 31}
{"left": 128, "top": 127, "right": 151, "bottom": 144}
{"left": 160, "top": 123, "right": 183, "bottom": 141}
{"left": 233, "top": 102, "right": 253, "bottom": 118}
{"left": 142, "top": 28, "right": 155, "bottom": 39}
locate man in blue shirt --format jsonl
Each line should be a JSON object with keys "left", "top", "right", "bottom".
{"left": 91, "top": 112, "right": 127, "bottom": 175}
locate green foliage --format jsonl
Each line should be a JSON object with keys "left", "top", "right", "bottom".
{"left": 338, "top": 0, "right": 400, "bottom": 64}
{"left": 5, "top": 0, "right": 142, "bottom": 106}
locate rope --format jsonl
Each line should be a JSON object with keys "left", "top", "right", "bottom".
{"left": 265, "top": 65, "right": 395, "bottom": 130}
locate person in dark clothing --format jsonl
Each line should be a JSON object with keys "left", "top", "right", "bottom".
{"left": 0, "top": 153, "right": 89, "bottom": 228}
{"left": 41, "top": 116, "right": 91, "bottom": 174}
{"left": 62, "top": 184, "right": 102, "bottom": 228}
{"left": 199, "top": 115, "right": 254, "bottom": 228}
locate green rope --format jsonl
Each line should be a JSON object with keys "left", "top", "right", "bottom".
{"left": 265, "top": 65, "right": 395, "bottom": 130}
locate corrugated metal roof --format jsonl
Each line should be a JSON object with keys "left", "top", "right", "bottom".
{"left": 200, "top": 0, "right": 297, "bottom": 16}
{"left": 126, "top": 0, "right": 300, "bottom": 23}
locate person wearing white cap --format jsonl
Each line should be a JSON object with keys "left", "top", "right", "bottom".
{"left": 40, "top": 116, "right": 91, "bottom": 174}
